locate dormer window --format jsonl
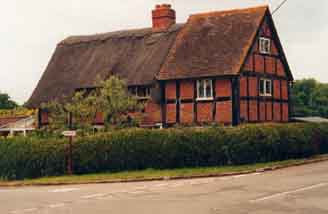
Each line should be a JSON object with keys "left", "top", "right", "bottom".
{"left": 259, "top": 37, "right": 271, "bottom": 54}
{"left": 197, "top": 79, "right": 213, "bottom": 100}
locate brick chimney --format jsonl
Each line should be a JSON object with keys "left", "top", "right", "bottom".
{"left": 152, "top": 4, "right": 176, "bottom": 31}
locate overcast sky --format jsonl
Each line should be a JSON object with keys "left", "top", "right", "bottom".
{"left": 1, "top": 0, "right": 327, "bottom": 104}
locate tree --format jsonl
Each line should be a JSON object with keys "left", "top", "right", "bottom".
{"left": 291, "top": 79, "right": 328, "bottom": 118}
{"left": 41, "top": 76, "right": 142, "bottom": 131}
{"left": 0, "top": 92, "right": 18, "bottom": 109}
{"left": 95, "top": 76, "right": 142, "bottom": 125}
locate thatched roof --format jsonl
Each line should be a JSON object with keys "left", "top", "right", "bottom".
{"left": 27, "top": 5, "right": 289, "bottom": 108}
{"left": 27, "top": 24, "right": 183, "bottom": 108}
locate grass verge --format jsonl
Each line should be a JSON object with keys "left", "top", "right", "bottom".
{"left": 1, "top": 155, "right": 327, "bottom": 187}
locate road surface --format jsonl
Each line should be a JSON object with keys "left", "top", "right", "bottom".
{"left": 1, "top": 161, "right": 328, "bottom": 214}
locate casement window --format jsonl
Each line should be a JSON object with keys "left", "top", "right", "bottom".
{"left": 197, "top": 79, "right": 213, "bottom": 100}
{"left": 259, "top": 37, "right": 271, "bottom": 54}
{"left": 260, "top": 79, "right": 272, "bottom": 96}
{"left": 129, "top": 86, "right": 151, "bottom": 99}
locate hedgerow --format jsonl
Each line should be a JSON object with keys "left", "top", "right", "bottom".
{"left": 0, "top": 123, "right": 327, "bottom": 180}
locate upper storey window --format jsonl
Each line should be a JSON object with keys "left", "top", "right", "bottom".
{"left": 259, "top": 37, "right": 271, "bottom": 54}
{"left": 197, "top": 79, "right": 213, "bottom": 100}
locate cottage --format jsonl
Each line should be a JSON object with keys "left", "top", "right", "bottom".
{"left": 27, "top": 4, "right": 293, "bottom": 127}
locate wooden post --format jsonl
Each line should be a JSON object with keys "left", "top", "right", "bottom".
{"left": 67, "top": 112, "right": 73, "bottom": 175}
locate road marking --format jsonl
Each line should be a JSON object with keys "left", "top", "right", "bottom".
{"left": 251, "top": 183, "right": 328, "bottom": 203}
{"left": 128, "top": 190, "right": 146, "bottom": 194}
{"left": 81, "top": 193, "right": 107, "bottom": 199}
{"left": 233, "top": 174, "right": 249, "bottom": 178}
{"left": 0, "top": 189, "right": 25, "bottom": 193}
{"left": 49, "top": 203, "right": 65, "bottom": 208}
{"left": 154, "top": 183, "right": 169, "bottom": 187}
{"left": 50, "top": 188, "right": 80, "bottom": 193}
{"left": 135, "top": 185, "right": 148, "bottom": 190}
{"left": 11, "top": 208, "right": 38, "bottom": 213}
{"left": 169, "top": 182, "right": 185, "bottom": 188}
{"left": 218, "top": 172, "right": 261, "bottom": 181}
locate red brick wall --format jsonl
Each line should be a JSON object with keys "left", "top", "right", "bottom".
{"left": 165, "top": 81, "right": 176, "bottom": 100}
{"left": 180, "top": 103, "right": 194, "bottom": 124}
{"left": 265, "top": 56, "right": 275, "bottom": 74}
{"left": 282, "top": 103, "right": 289, "bottom": 122}
{"left": 215, "top": 101, "right": 232, "bottom": 124}
{"left": 249, "top": 77, "right": 258, "bottom": 97}
{"left": 180, "top": 80, "right": 194, "bottom": 99}
{"left": 273, "top": 80, "right": 281, "bottom": 99}
{"left": 281, "top": 80, "right": 288, "bottom": 100}
{"left": 237, "top": 17, "right": 291, "bottom": 124}
{"left": 143, "top": 101, "right": 162, "bottom": 124}
{"left": 197, "top": 103, "right": 213, "bottom": 123}
{"left": 240, "top": 77, "right": 247, "bottom": 97}
{"left": 271, "top": 42, "right": 279, "bottom": 55}
{"left": 249, "top": 100, "right": 258, "bottom": 121}
{"left": 166, "top": 103, "right": 176, "bottom": 124}
{"left": 240, "top": 101, "right": 248, "bottom": 121}
{"left": 215, "top": 79, "right": 231, "bottom": 97}
{"left": 254, "top": 55, "right": 264, "bottom": 72}
{"left": 94, "top": 112, "right": 105, "bottom": 125}
{"left": 277, "top": 59, "right": 285, "bottom": 77}
{"left": 259, "top": 101, "right": 266, "bottom": 122}
{"left": 266, "top": 102, "right": 273, "bottom": 121}
{"left": 273, "top": 103, "right": 281, "bottom": 121}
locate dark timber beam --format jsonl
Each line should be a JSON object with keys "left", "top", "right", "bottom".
{"left": 176, "top": 80, "right": 180, "bottom": 124}
{"left": 193, "top": 80, "right": 198, "bottom": 123}
{"left": 160, "top": 81, "right": 167, "bottom": 127}
{"left": 232, "top": 77, "right": 240, "bottom": 126}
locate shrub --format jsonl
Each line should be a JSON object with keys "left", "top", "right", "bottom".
{"left": 0, "top": 123, "right": 327, "bottom": 180}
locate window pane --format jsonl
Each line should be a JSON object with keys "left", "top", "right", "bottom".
{"left": 260, "top": 79, "right": 265, "bottom": 94}
{"left": 198, "top": 80, "right": 204, "bottom": 98}
{"left": 265, "top": 80, "right": 272, "bottom": 95}
{"left": 266, "top": 40, "right": 270, "bottom": 52}
{"left": 260, "top": 38, "right": 271, "bottom": 54}
{"left": 205, "top": 80, "right": 212, "bottom": 97}
{"left": 129, "top": 87, "right": 137, "bottom": 96}
{"left": 146, "top": 88, "right": 151, "bottom": 97}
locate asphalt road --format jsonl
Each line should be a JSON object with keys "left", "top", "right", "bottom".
{"left": 1, "top": 161, "right": 328, "bottom": 214}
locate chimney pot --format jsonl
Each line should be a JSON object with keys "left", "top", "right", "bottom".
{"left": 152, "top": 4, "right": 176, "bottom": 32}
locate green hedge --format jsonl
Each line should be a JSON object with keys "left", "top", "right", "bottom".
{"left": 0, "top": 123, "right": 327, "bottom": 180}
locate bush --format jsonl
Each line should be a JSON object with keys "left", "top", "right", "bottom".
{"left": 0, "top": 123, "right": 327, "bottom": 180}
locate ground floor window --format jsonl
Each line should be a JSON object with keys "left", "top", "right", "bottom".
{"left": 197, "top": 79, "right": 213, "bottom": 100}
{"left": 129, "top": 86, "right": 151, "bottom": 99}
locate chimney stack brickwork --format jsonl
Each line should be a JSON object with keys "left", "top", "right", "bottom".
{"left": 152, "top": 4, "right": 176, "bottom": 31}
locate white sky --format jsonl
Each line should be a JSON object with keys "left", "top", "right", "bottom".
{"left": 1, "top": 0, "right": 327, "bottom": 104}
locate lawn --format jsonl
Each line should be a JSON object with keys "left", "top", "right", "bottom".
{"left": 1, "top": 156, "right": 326, "bottom": 187}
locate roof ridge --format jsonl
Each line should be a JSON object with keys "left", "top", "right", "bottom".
{"left": 60, "top": 24, "right": 185, "bottom": 46}
{"left": 189, "top": 5, "right": 268, "bottom": 19}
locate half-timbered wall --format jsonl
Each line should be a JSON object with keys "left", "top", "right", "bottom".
{"left": 163, "top": 78, "right": 233, "bottom": 126}
{"left": 240, "top": 17, "right": 290, "bottom": 123}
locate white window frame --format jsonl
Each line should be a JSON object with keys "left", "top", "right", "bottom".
{"left": 259, "top": 37, "right": 271, "bottom": 54}
{"left": 129, "top": 86, "right": 151, "bottom": 99}
{"left": 196, "top": 79, "right": 213, "bottom": 100}
{"left": 260, "top": 78, "right": 272, "bottom": 97}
